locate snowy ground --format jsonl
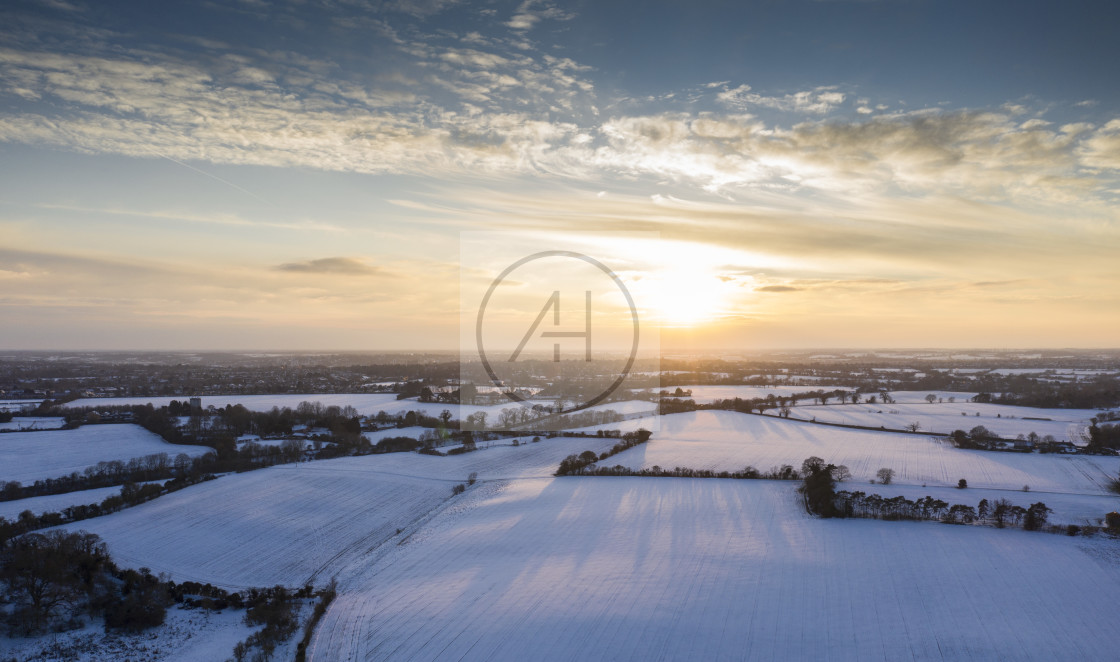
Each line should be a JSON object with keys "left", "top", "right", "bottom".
{"left": 59, "top": 464, "right": 455, "bottom": 588}
{"left": 782, "top": 401, "right": 1102, "bottom": 440}
{"left": 654, "top": 384, "right": 856, "bottom": 402}
{"left": 0, "top": 416, "right": 66, "bottom": 431}
{"left": 849, "top": 483, "right": 1120, "bottom": 527}
{"left": 361, "top": 426, "right": 430, "bottom": 444}
{"left": 1, "top": 606, "right": 255, "bottom": 662}
{"left": 54, "top": 434, "right": 624, "bottom": 588}
{"left": 370, "top": 398, "right": 657, "bottom": 421}
{"left": 0, "top": 484, "right": 142, "bottom": 520}
{"left": 0, "top": 424, "right": 212, "bottom": 485}
{"left": 63, "top": 393, "right": 402, "bottom": 415}
{"left": 334, "top": 434, "right": 623, "bottom": 481}
{"left": 308, "top": 478, "right": 1120, "bottom": 661}
{"left": 579, "top": 411, "right": 1120, "bottom": 494}
{"left": 0, "top": 399, "right": 42, "bottom": 412}
{"left": 875, "top": 390, "right": 981, "bottom": 403}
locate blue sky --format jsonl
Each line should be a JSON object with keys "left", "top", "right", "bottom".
{"left": 1, "top": 0, "right": 1119, "bottom": 349}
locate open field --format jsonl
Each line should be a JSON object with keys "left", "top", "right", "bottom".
{"left": 854, "top": 483, "right": 1120, "bottom": 527}
{"left": 0, "top": 416, "right": 65, "bottom": 431}
{"left": 59, "top": 463, "right": 455, "bottom": 588}
{"left": 54, "top": 434, "right": 622, "bottom": 587}
{"left": 578, "top": 411, "right": 1120, "bottom": 494}
{"left": 2, "top": 603, "right": 258, "bottom": 662}
{"left": 0, "top": 424, "right": 212, "bottom": 485}
{"left": 0, "top": 483, "right": 142, "bottom": 520}
{"left": 64, "top": 393, "right": 403, "bottom": 415}
{"left": 62, "top": 393, "right": 657, "bottom": 421}
{"left": 783, "top": 401, "right": 1104, "bottom": 440}
{"left": 309, "top": 478, "right": 1120, "bottom": 661}
{"left": 655, "top": 384, "right": 856, "bottom": 402}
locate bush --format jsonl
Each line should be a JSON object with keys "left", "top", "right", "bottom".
{"left": 103, "top": 568, "right": 170, "bottom": 632}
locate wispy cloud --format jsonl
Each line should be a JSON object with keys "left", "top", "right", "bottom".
{"left": 506, "top": 0, "right": 575, "bottom": 31}
{"left": 274, "top": 257, "right": 387, "bottom": 275}
{"left": 756, "top": 285, "right": 801, "bottom": 293}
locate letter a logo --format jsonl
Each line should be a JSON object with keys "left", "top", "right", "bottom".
{"left": 509, "top": 291, "right": 592, "bottom": 362}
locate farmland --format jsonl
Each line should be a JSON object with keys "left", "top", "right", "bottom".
{"left": 54, "top": 434, "right": 620, "bottom": 588}
{"left": 58, "top": 462, "right": 454, "bottom": 588}
{"left": 783, "top": 401, "right": 1102, "bottom": 441}
{"left": 308, "top": 478, "right": 1120, "bottom": 661}
{"left": 580, "top": 411, "right": 1120, "bottom": 494}
{"left": 0, "top": 424, "right": 212, "bottom": 485}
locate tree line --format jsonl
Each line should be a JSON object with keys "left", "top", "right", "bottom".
{"left": 0, "top": 474, "right": 218, "bottom": 546}
{"left": 1, "top": 528, "right": 328, "bottom": 661}
{"left": 795, "top": 458, "right": 1111, "bottom": 537}
{"left": 555, "top": 429, "right": 653, "bottom": 475}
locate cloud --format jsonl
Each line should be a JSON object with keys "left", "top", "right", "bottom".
{"left": 756, "top": 285, "right": 801, "bottom": 292}
{"left": 506, "top": 0, "right": 575, "bottom": 31}
{"left": 382, "top": 0, "right": 462, "bottom": 18}
{"left": 0, "top": 15, "right": 1117, "bottom": 214}
{"left": 1080, "top": 119, "right": 1120, "bottom": 169}
{"left": 717, "top": 84, "right": 846, "bottom": 114}
{"left": 274, "top": 257, "right": 386, "bottom": 275}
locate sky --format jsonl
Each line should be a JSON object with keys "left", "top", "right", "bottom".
{"left": 1, "top": 0, "right": 1119, "bottom": 351}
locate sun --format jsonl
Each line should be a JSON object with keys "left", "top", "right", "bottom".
{"left": 653, "top": 266, "right": 732, "bottom": 327}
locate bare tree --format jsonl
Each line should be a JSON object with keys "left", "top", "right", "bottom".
{"left": 876, "top": 467, "right": 895, "bottom": 485}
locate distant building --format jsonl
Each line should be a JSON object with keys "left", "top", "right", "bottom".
{"left": 189, "top": 397, "right": 202, "bottom": 413}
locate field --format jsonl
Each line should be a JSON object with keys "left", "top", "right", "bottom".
{"left": 0, "top": 483, "right": 141, "bottom": 520}
{"left": 657, "top": 384, "right": 855, "bottom": 402}
{"left": 56, "top": 434, "right": 621, "bottom": 588}
{"left": 0, "top": 416, "right": 65, "bottom": 431}
{"left": 64, "top": 393, "right": 403, "bottom": 415}
{"left": 2, "top": 602, "right": 257, "bottom": 662}
{"left": 59, "top": 463, "right": 453, "bottom": 588}
{"left": 854, "top": 483, "right": 1120, "bottom": 527}
{"left": 13, "top": 390, "right": 1120, "bottom": 660}
{"left": 0, "top": 424, "right": 212, "bottom": 485}
{"left": 580, "top": 411, "right": 1120, "bottom": 494}
{"left": 308, "top": 478, "right": 1120, "bottom": 661}
{"left": 62, "top": 393, "right": 657, "bottom": 421}
{"left": 783, "top": 401, "right": 1103, "bottom": 440}
{"left": 656, "top": 386, "right": 980, "bottom": 405}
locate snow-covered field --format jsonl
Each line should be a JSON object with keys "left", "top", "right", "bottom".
{"left": 877, "top": 390, "right": 980, "bottom": 403}
{"left": 783, "top": 401, "right": 1101, "bottom": 440}
{"left": 581, "top": 411, "right": 1120, "bottom": 494}
{"left": 0, "top": 399, "right": 42, "bottom": 412}
{"left": 0, "top": 416, "right": 65, "bottom": 431}
{"left": 55, "top": 434, "right": 625, "bottom": 588}
{"left": 652, "top": 386, "right": 980, "bottom": 405}
{"left": 60, "top": 463, "right": 455, "bottom": 588}
{"left": 361, "top": 426, "right": 430, "bottom": 444}
{"left": 372, "top": 398, "right": 656, "bottom": 421}
{"left": 655, "top": 384, "right": 856, "bottom": 402}
{"left": 0, "top": 424, "right": 212, "bottom": 485}
{"left": 342, "top": 435, "right": 623, "bottom": 481}
{"left": 0, "top": 484, "right": 137, "bottom": 520}
{"left": 61, "top": 393, "right": 657, "bottom": 423}
{"left": 63, "top": 393, "right": 402, "bottom": 415}
{"left": 3, "top": 604, "right": 258, "bottom": 662}
{"left": 308, "top": 478, "right": 1120, "bottom": 661}
{"left": 853, "top": 483, "right": 1120, "bottom": 527}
